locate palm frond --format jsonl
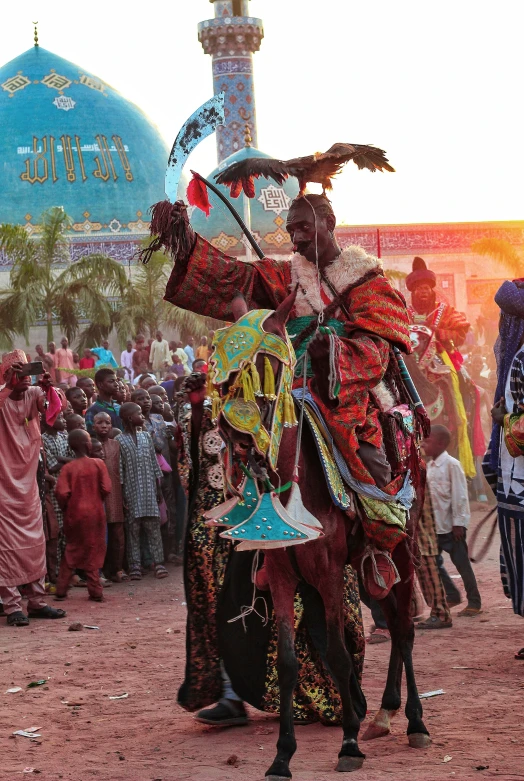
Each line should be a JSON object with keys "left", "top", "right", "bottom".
{"left": 471, "top": 238, "right": 523, "bottom": 277}
{"left": 38, "top": 207, "right": 72, "bottom": 266}
{"left": 0, "top": 288, "right": 43, "bottom": 342}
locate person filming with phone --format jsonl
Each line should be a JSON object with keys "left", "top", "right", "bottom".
{"left": 0, "top": 350, "right": 68, "bottom": 627}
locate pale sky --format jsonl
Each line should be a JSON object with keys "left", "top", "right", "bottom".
{"left": 1, "top": 0, "right": 522, "bottom": 226}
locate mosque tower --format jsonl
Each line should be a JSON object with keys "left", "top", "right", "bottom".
{"left": 198, "top": 1, "right": 264, "bottom": 163}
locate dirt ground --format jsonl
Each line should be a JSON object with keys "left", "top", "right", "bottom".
{"left": 1, "top": 506, "right": 523, "bottom": 781}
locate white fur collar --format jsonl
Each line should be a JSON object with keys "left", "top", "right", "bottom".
{"left": 289, "top": 245, "right": 383, "bottom": 317}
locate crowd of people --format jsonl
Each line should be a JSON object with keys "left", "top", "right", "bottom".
{"left": 0, "top": 331, "right": 213, "bottom": 625}
{"left": 30, "top": 332, "right": 212, "bottom": 388}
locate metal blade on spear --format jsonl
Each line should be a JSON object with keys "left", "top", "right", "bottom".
{"left": 141, "top": 93, "right": 264, "bottom": 265}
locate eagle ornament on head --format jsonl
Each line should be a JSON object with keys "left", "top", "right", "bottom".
{"left": 214, "top": 143, "right": 395, "bottom": 198}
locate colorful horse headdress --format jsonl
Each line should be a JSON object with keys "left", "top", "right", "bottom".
{"left": 208, "top": 309, "right": 298, "bottom": 469}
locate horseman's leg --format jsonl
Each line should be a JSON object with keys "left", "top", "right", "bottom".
{"left": 362, "top": 588, "right": 403, "bottom": 741}
{"left": 383, "top": 543, "right": 431, "bottom": 747}
{"left": 318, "top": 575, "right": 365, "bottom": 772}
{"left": 265, "top": 554, "right": 299, "bottom": 781}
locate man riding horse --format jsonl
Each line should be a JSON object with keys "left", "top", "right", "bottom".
{"left": 147, "top": 142, "right": 433, "bottom": 777}
{"left": 159, "top": 182, "right": 416, "bottom": 586}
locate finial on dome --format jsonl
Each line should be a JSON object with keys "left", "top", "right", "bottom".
{"left": 32, "top": 21, "right": 39, "bottom": 47}
{"left": 244, "top": 124, "right": 252, "bottom": 148}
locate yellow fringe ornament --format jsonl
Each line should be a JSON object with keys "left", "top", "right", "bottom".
{"left": 283, "top": 390, "right": 298, "bottom": 427}
{"left": 249, "top": 361, "right": 262, "bottom": 396}
{"left": 210, "top": 390, "right": 221, "bottom": 421}
{"left": 240, "top": 366, "right": 256, "bottom": 402}
{"left": 263, "top": 356, "right": 276, "bottom": 399}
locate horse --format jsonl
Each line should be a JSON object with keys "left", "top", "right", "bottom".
{"left": 210, "top": 290, "right": 430, "bottom": 779}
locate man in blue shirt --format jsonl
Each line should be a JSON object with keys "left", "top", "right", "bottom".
{"left": 90, "top": 340, "right": 118, "bottom": 370}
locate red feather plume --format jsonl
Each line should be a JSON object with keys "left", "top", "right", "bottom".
{"left": 187, "top": 174, "right": 212, "bottom": 217}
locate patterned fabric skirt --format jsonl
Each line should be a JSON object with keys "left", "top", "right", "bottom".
{"left": 179, "top": 482, "right": 366, "bottom": 723}
{"left": 498, "top": 507, "right": 524, "bottom": 617}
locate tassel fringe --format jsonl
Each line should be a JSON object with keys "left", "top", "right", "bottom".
{"left": 263, "top": 357, "right": 276, "bottom": 400}
{"left": 139, "top": 199, "right": 194, "bottom": 264}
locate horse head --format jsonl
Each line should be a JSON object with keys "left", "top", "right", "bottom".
{"left": 208, "top": 289, "right": 298, "bottom": 472}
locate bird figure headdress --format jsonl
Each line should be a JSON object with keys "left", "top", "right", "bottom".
{"left": 214, "top": 143, "right": 395, "bottom": 198}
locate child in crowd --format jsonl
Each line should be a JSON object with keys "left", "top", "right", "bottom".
{"left": 114, "top": 380, "right": 127, "bottom": 406}
{"left": 65, "top": 387, "right": 88, "bottom": 417}
{"left": 85, "top": 368, "right": 122, "bottom": 434}
{"left": 195, "top": 336, "right": 209, "bottom": 361}
{"left": 424, "top": 424, "right": 482, "bottom": 616}
{"left": 92, "top": 411, "right": 127, "bottom": 582}
{"left": 118, "top": 402, "right": 168, "bottom": 581}
{"left": 169, "top": 354, "right": 186, "bottom": 377}
{"left": 66, "top": 414, "right": 86, "bottom": 433}
{"left": 76, "top": 377, "right": 96, "bottom": 407}
{"left": 79, "top": 348, "right": 96, "bottom": 370}
{"left": 55, "top": 429, "right": 112, "bottom": 602}
{"left": 41, "top": 412, "right": 72, "bottom": 578}
{"left": 90, "top": 439, "right": 104, "bottom": 459}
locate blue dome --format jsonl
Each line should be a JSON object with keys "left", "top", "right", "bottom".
{"left": 189, "top": 145, "right": 299, "bottom": 256}
{"left": 0, "top": 46, "right": 168, "bottom": 238}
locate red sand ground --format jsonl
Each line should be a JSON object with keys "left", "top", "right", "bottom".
{"left": 1, "top": 506, "right": 523, "bottom": 781}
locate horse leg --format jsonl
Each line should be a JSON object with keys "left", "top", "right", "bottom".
{"left": 362, "top": 592, "right": 402, "bottom": 741}
{"left": 381, "top": 548, "right": 431, "bottom": 748}
{"left": 265, "top": 558, "right": 299, "bottom": 781}
{"left": 318, "top": 579, "right": 365, "bottom": 772}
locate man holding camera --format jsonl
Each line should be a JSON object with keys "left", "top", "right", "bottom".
{"left": 0, "top": 350, "right": 67, "bottom": 626}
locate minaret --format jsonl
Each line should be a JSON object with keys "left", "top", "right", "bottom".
{"left": 198, "top": 1, "right": 264, "bottom": 163}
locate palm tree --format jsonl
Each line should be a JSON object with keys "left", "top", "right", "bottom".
{"left": 116, "top": 247, "right": 220, "bottom": 343}
{"left": 0, "top": 207, "right": 128, "bottom": 350}
{"left": 471, "top": 237, "right": 522, "bottom": 277}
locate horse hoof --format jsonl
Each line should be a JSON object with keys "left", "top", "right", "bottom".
{"left": 362, "top": 708, "right": 396, "bottom": 741}
{"left": 408, "top": 733, "right": 431, "bottom": 749}
{"left": 265, "top": 777, "right": 292, "bottom": 781}
{"left": 336, "top": 756, "right": 365, "bottom": 772}
{"left": 362, "top": 721, "right": 390, "bottom": 741}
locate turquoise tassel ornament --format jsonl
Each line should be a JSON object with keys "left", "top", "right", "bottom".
{"left": 220, "top": 491, "right": 323, "bottom": 551}
{"left": 203, "top": 475, "right": 259, "bottom": 528}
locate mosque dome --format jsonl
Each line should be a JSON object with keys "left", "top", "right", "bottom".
{"left": 0, "top": 45, "right": 168, "bottom": 250}
{"left": 189, "top": 144, "right": 299, "bottom": 257}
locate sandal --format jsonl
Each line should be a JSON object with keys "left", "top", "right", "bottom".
{"left": 129, "top": 569, "right": 142, "bottom": 581}
{"left": 366, "top": 628, "right": 390, "bottom": 644}
{"left": 457, "top": 606, "right": 482, "bottom": 617}
{"left": 7, "top": 611, "right": 30, "bottom": 627}
{"left": 515, "top": 648, "right": 524, "bottom": 660}
{"left": 28, "top": 606, "right": 67, "bottom": 619}
{"left": 155, "top": 564, "right": 169, "bottom": 579}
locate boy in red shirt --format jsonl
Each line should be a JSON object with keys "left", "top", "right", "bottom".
{"left": 55, "top": 429, "right": 112, "bottom": 602}
{"left": 79, "top": 349, "right": 96, "bottom": 370}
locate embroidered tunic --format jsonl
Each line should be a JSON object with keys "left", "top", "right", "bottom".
{"left": 409, "top": 302, "right": 470, "bottom": 354}
{"left": 118, "top": 431, "right": 162, "bottom": 521}
{"left": 165, "top": 235, "right": 412, "bottom": 486}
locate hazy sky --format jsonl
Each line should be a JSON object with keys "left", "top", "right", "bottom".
{"left": 1, "top": 1, "right": 522, "bottom": 225}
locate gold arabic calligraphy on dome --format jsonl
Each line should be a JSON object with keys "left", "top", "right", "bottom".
{"left": 19, "top": 135, "right": 133, "bottom": 185}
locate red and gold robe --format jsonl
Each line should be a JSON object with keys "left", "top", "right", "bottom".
{"left": 165, "top": 235, "right": 412, "bottom": 487}
{"left": 409, "top": 302, "right": 470, "bottom": 356}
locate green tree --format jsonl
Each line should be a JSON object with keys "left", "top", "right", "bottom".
{"left": 0, "top": 207, "right": 128, "bottom": 350}
{"left": 116, "top": 248, "right": 219, "bottom": 344}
